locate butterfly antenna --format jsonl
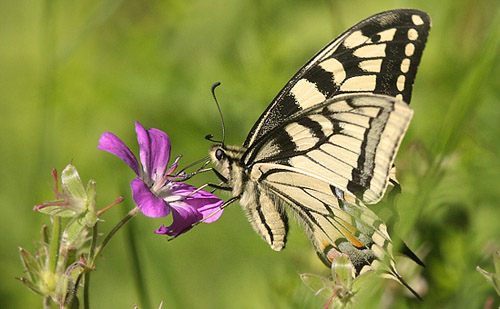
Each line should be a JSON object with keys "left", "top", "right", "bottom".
{"left": 210, "top": 82, "right": 225, "bottom": 145}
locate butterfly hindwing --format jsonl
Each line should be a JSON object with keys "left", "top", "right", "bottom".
{"left": 254, "top": 166, "right": 393, "bottom": 272}
{"left": 244, "top": 9, "right": 430, "bottom": 148}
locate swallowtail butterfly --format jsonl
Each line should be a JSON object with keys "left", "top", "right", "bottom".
{"left": 209, "top": 9, "right": 430, "bottom": 297}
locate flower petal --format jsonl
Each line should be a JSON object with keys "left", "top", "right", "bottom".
{"left": 147, "top": 128, "right": 171, "bottom": 183}
{"left": 154, "top": 224, "right": 169, "bottom": 234}
{"left": 183, "top": 189, "right": 224, "bottom": 223}
{"left": 135, "top": 122, "right": 172, "bottom": 183}
{"left": 135, "top": 121, "right": 152, "bottom": 178}
{"left": 98, "top": 132, "right": 140, "bottom": 176}
{"left": 169, "top": 183, "right": 224, "bottom": 222}
{"left": 130, "top": 178, "right": 170, "bottom": 217}
{"left": 154, "top": 183, "right": 224, "bottom": 236}
{"left": 159, "top": 202, "right": 203, "bottom": 236}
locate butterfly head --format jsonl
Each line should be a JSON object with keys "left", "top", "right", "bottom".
{"left": 209, "top": 143, "right": 227, "bottom": 165}
{"left": 209, "top": 144, "right": 247, "bottom": 184}
{"left": 210, "top": 143, "right": 243, "bottom": 168}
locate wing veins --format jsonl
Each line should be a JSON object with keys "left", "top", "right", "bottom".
{"left": 263, "top": 175, "right": 368, "bottom": 248}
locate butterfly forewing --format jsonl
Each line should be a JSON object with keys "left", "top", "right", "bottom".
{"left": 244, "top": 9, "right": 430, "bottom": 148}
{"left": 245, "top": 94, "right": 413, "bottom": 204}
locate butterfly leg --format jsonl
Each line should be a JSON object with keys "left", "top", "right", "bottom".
{"left": 206, "top": 168, "right": 232, "bottom": 192}
{"left": 207, "top": 182, "right": 232, "bottom": 192}
{"left": 188, "top": 195, "right": 240, "bottom": 229}
{"left": 211, "top": 168, "right": 229, "bottom": 183}
{"left": 166, "top": 196, "right": 239, "bottom": 242}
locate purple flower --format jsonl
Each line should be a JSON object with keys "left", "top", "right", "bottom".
{"left": 98, "top": 121, "right": 223, "bottom": 236}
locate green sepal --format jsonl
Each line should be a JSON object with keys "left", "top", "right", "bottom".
{"left": 61, "top": 178, "right": 97, "bottom": 246}
{"left": 477, "top": 266, "right": 500, "bottom": 296}
{"left": 18, "top": 246, "right": 44, "bottom": 295}
{"left": 62, "top": 218, "right": 88, "bottom": 248}
{"left": 494, "top": 251, "right": 500, "bottom": 276}
{"left": 19, "top": 247, "right": 42, "bottom": 282}
{"left": 37, "top": 203, "right": 77, "bottom": 217}
{"left": 61, "top": 165, "right": 87, "bottom": 202}
{"left": 299, "top": 273, "right": 334, "bottom": 299}
{"left": 493, "top": 276, "right": 500, "bottom": 296}
{"left": 83, "top": 179, "right": 97, "bottom": 227}
{"left": 15, "top": 276, "right": 43, "bottom": 296}
{"left": 41, "top": 225, "right": 49, "bottom": 244}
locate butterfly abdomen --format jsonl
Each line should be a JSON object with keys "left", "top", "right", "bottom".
{"left": 240, "top": 181, "right": 289, "bottom": 251}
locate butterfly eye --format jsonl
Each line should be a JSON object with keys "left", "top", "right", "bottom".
{"left": 215, "top": 149, "right": 224, "bottom": 160}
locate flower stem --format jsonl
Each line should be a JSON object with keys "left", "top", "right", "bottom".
{"left": 48, "top": 216, "right": 61, "bottom": 274}
{"left": 83, "top": 222, "right": 99, "bottom": 309}
{"left": 43, "top": 296, "right": 51, "bottom": 309}
{"left": 82, "top": 207, "right": 139, "bottom": 307}
{"left": 122, "top": 204, "right": 151, "bottom": 309}
{"left": 89, "top": 206, "right": 140, "bottom": 268}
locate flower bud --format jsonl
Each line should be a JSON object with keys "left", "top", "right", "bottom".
{"left": 331, "top": 253, "right": 354, "bottom": 290}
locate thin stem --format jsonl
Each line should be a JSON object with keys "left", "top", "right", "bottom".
{"left": 97, "top": 196, "right": 124, "bottom": 217}
{"left": 83, "top": 222, "right": 99, "bottom": 309}
{"left": 43, "top": 296, "right": 51, "bottom": 309}
{"left": 43, "top": 216, "right": 60, "bottom": 309}
{"left": 89, "top": 207, "right": 140, "bottom": 268}
{"left": 122, "top": 204, "right": 151, "bottom": 309}
{"left": 47, "top": 216, "right": 61, "bottom": 274}
{"left": 81, "top": 207, "right": 140, "bottom": 307}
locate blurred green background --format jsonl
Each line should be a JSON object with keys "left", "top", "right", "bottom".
{"left": 2, "top": 0, "right": 500, "bottom": 307}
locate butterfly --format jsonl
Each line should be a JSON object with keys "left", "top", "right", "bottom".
{"left": 209, "top": 9, "right": 430, "bottom": 297}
